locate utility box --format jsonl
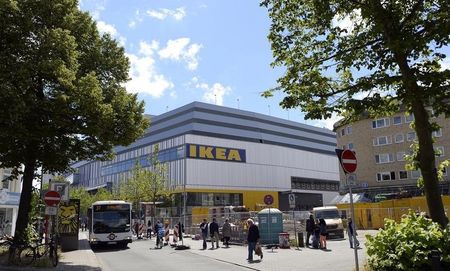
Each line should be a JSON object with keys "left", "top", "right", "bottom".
{"left": 257, "top": 208, "right": 283, "bottom": 245}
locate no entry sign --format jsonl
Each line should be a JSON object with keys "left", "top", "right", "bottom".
{"left": 341, "top": 149, "right": 357, "bottom": 173}
{"left": 44, "top": 190, "right": 61, "bottom": 207}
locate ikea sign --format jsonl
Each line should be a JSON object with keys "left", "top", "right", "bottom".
{"left": 186, "top": 144, "right": 246, "bottom": 163}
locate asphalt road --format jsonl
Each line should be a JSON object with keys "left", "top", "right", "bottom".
{"left": 93, "top": 239, "right": 250, "bottom": 271}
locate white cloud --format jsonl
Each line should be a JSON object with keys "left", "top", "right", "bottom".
{"left": 129, "top": 9, "right": 144, "bottom": 29}
{"left": 192, "top": 79, "right": 231, "bottom": 106}
{"left": 125, "top": 41, "right": 174, "bottom": 98}
{"left": 147, "top": 7, "right": 186, "bottom": 21}
{"left": 158, "top": 38, "right": 202, "bottom": 70}
{"left": 96, "top": 21, "right": 126, "bottom": 46}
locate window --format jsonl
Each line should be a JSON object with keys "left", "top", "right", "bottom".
{"left": 341, "top": 129, "right": 345, "bottom": 136}
{"left": 395, "top": 133, "right": 404, "bottom": 143}
{"left": 435, "top": 146, "right": 445, "bottom": 157}
{"left": 2, "top": 180, "right": 9, "bottom": 189}
{"left": 372, "top": 118, "right": 390, "bottom": 129}
{"left": 375, "top": 153, "right": 394, "bottom": 164}
{"left": 373, "top": 136, "right": 392, "bottom": 146}
{"left": 396, "top": 151, "right": 406, "bottom": 161}
{"left": 410, "top": 170, "right": 421, "bottom": 179}
{"left": 443, "top": 167, "right": 447, "bottom": 176}
{"left": 433, "top": 129, "right": 442, "bottom": 138}
{"left": 405, "top": 113, "right": 414, "bottom": 123}
{"left": 377, "top": 172, "right": 396, "bottom": 181}
{"left": 393, "top": 116, "right": 402, "bottom": 125}
{"left": 399, "top": 171, "right": 408, "bottom": 180}
{"left": 347, "top": 143, "right": 354, "bottom": 150}
{"left": 346, "top": 126, "right": 352, "bottom": 135}
{"left": 407, "top": 132, "right": 416, "bottom": 141}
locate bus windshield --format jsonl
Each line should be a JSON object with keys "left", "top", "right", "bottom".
{"left": 93, "top": 205, "right": 131, "bottom": 234}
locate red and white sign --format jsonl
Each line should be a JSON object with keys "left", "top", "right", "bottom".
{"left": 44, "top": 190, "right": 61, "bottom": 207}
{"left": 341, "top": 150, "right": 357, "bottom": 173}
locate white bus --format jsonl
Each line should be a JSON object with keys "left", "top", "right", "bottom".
{"left": 87, "top": 200, "right": 133, "bottom": 248}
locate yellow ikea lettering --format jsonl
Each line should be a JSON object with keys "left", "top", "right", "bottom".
{"left": 215, "top": 148, "right": 226, "bottom": 160}
{"left": 189, "top": 145, "right": 197, "bottom": 157}
{"left": 227, "top": 149, "right": 242, "bottom": 161}
{"left": 199, "top": 146, "right": 214, "bottom": 159}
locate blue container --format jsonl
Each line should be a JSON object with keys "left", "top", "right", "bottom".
{"left": 257, "top": 208, "right": 283, "bottom": 245}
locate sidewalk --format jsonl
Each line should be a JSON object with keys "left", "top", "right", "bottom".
{"left": 179, "top": 230, "right": 377, "bottom": 271}
{"left": 0, "top": 231, "right": 102, "bottom": 271}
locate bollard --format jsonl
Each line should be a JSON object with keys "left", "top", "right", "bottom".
{"left": 431, "top": 250, "right": 442, "bottom": 271}
{"left": 297, "top": 232, "right": 304, "bottom": 247}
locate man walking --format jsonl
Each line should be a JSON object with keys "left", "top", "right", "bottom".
{"left": 209, "top": 218, "right": 220, "bottom": 249}
{"left": 246, "top": 218, "right": 261, "bottom": 262}
{"left": 200, "top": 218, "right": 209, "bottom": 250}
{"left": 347, "top": 218, "right": 360, "bottom": 248}
{"left": 305, "top": 214, "right": 315, "bottom": 246}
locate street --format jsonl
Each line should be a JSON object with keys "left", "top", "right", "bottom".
{"left": 94, "top": 231, "right": 376, "bottom": 271}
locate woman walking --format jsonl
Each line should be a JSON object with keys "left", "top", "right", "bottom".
{"left": 319, "top": 218, "right": 327, "bottom": 249}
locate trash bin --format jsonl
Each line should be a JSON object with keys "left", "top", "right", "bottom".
{"left": 279, "top": 232, "right": 290, "bottom": 248}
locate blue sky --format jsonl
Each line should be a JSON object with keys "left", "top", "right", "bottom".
{"left": 78, "top": 1, "right": 450, "bottom": 130}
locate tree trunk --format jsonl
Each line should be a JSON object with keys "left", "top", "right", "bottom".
{"left": 9, "top": 159, "right": 36, "bottom": 262}
{"left": 412, "top": 100, "right": 449, "bottom": 227}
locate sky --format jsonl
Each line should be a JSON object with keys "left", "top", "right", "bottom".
{"left": 78, "top": 1, "right": 450, "bottom": 131}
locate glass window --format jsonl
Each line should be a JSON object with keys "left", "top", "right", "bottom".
{"left": 405, "top": 114, "right": 414, "bottom": 123}
{"left": 433, "top": 129, "right": 442, "bottom": 138}
{"left": 348, "top": 143, "right": 354, "bottom": 150}
{"left": 341, "top": 129, "right": 345, "bottom": 136}
{"left": 375, "top": 153, "right": 394, "bottom": 164}
{"left": 407, "top": 132, "right": 416, "bottom": 141}
{"left": 395, "top": 133, "right": 404, "bottom": 143}
{"left": 393, "top": 116, "right": 402, "bottom": 125}
{"left": 373, "top": 136, "right": 392, "bottom": 146}
{"left": 372, "top": 118, "right": 390, "bottom": 129}
{"left": 399, "top": 171, "right": 408, "bottom": 180}
{"left": 377, "top": 172, "right": 395, "bottom": 181}
{"left": 396, "top": 151, "right": 406, "bottom": 161}
{"left": 410, "top": 170, "right": 421, "bottom": 179}
{"left": 346, "top": 126, "right": 352, "bottom": 135}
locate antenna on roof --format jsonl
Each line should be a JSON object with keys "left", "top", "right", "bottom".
{"left": 268, "top": 104, "right": 271, "bottom": 116}
{"left": 166, "top": 106, "right": 169, "bottom": 112}
{"left": 237, "top": 98, "right": 240, "bottom": 109}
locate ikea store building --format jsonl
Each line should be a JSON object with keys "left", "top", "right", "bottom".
{"left": 71, "top": 102, "right": 340, "bottom": 212}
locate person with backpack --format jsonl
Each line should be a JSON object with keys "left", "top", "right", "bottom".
{"left": 154, "top": 220, "right": 164, "bottom": 249}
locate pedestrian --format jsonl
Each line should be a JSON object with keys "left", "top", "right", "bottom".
{"left": 133, "top": 221, "right": 139, "bottom": 238}
{"left": 147, "top": 220, "right": 152, "bottom": 239}
{"left": 319, "top": 218, "right": 327, "bottom": 249}
{"left": 305, "top": 214, "right": 315, "bottom": 246}
{"left": 222, "top": 219, "right": 232, "bottom": 248}
{"left": 246, "top": 218, "right": 261, "bottom": 262}
{"left": 154, "top": 220, "right": 164, "bottom": 248}
{"left": 209, "top": 218, "right": 220, "bottom": 249}
{"left": 200, "top": 218, "right": 209, "bottom": 250}
{"left": 347, "top": 218, "right": 360, "bottom": 249}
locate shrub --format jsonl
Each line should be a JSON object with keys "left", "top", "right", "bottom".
{"left": 366, "top": 211, "right": 449, "bottom": 271}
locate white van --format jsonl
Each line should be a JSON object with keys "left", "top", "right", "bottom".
{"left": 312, "top": 206, "right": 344, "bottom": 239}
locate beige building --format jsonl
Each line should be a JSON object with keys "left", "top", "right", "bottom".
{"left": 334, "top": 110, "right": 450, "bottom": 199}
{"left": 0, "top": 168, "right": 22, "bottom": 236}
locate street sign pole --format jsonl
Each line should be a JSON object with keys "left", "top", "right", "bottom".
{"left": 347, "top": 173, "right": 359, "bottom": 271}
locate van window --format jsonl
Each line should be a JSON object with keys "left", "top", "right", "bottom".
{"left": 315, "top": 210, "right": 339, "bottom": 219}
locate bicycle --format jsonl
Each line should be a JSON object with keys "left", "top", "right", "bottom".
{"left": 0, "top": 235, "right": 32, "bottom": 265}
{"left": 19, "top": 235, "right": 59, "bottom": 267}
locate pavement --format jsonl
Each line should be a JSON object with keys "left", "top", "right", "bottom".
{"left": 0, "top": 231, "right": 102, "bottom": 271}
{"left": 0, "top": 230, "right": 378, "bottom": 271}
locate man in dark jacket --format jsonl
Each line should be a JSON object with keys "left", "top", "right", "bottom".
{"left": 305, "top": 214, "right": 315, "bottom": 246}
{"left": 246, "top": 218, "right": 261, "bottom": 262}
{"left": 209, "top": 218, "right": 220, "bottom": 249}
{"left": 199, "top": 219, "right": 208, "bottom": 250}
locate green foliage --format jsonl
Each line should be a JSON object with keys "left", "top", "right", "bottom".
{"left": 366, "top": 211, "right": 450, "bottom": 270}
{"left": 118, "top": 145, "right": 170, "bottom": 212}
{"left": 0, "top": 0, "right": 149, "bottom": 241}
{"left": 261, "top": 0, "right": 450, "bottom": 227}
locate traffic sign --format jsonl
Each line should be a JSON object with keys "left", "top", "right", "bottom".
{"left": 288, "top": 194, "right": 295, "bottom": 209}
{"left": 264, "top": 194, "right": 274, "bottom": 205}
{"left": 44, "top": 190, "right": 61, "bottom": 207}
{"left": 341, "top": 149, "right": 357, "bottom": 173}
{"left": 45, "top": 206, "right": 57, "bottom": 215}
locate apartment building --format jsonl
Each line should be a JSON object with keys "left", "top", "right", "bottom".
{"left": 334, "top": 111, "right": 450, "bottom": 198}
{"left": 0, "top": 168, "right": 21, "bottom": 236}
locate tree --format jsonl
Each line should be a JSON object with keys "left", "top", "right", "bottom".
{"left": 118, "top": 145, "right": 170, "bottom": 219}
{"left": 261, "top": 0, "right": 450, "bottom": 226}
{"left": 70, "top": 186, "right": 93, "bottom": 217}
{"left": 0, "top": 0, "right": 149, "bottom": 248}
